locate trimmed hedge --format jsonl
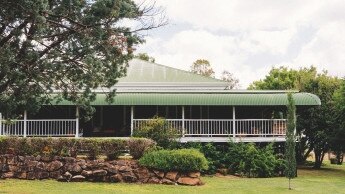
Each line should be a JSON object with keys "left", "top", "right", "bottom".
{"left": 139, "top": 149, "right": 209, "bottom": 172}
{"left": 0, "top": 137, "right": 155, "bottom": 159}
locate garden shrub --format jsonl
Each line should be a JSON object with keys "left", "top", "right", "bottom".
{"left": 132, "top": 116, "right": 181, "bottom": 148}
{"left": 139, "top": 149, "right": 209, "bottom": 172}
{"left": 0, "top": 137, "right": 155, "bottom": 160}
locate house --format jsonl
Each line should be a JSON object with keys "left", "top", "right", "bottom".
{"left": 0, "top": 59, "right": 321, "bottom": 142}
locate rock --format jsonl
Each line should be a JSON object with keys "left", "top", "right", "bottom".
{"left": 165, "top": 171, "right": 178, "bottom": 181}
{"left": 25, "top": 156, "right": 36, "bottom": 162}
{"left": 57, "top": 175, "right": 67, "bottom": 182}
{"left": 119, "top": 166, "right": 131, "bottom": 172}
{"left": 0, "top": 164, "right": 9, "bottom": 172}
{"left": 27, "top": 172, "right": 35, "bottom": 180}
{"left": 8, "top": 165, "right": 17, "bottom": 172}
{"left": 162, "top": 178, "right": 176, "bottom": 185}
{"left": 17, "top": 156, "right": 25, "bottom": 162}
{"left": 153, "top": 170, "right": 164, "bottom": 178}
{"left": 110, "top": 174, "right": 122, "bottom": 183}
{"left": 50, "top": 171, "right": 61, "bottom": 179}
{"left": 17, "top": 166, "right": 29, "bottom": 172}
{"left": 116, "top": 160, "right": 127, "bottom": 166}
{"left": 53, "top": 156, "right": 63, "bottom": 161}
{"left": 46, "top": 161, "right": 63, "bottom": 172}
{"left": 63, "top": 157, "right": 76, "bottom": 163}
{"left": 81, "top": 170, "right": 93, "bottom": 177}
{"left": 6, "top": 155, "right": 16, "bottom": 164}
{"left": 35, "top": 162, "right": 46, "bottom": 171}
{"left": 41, "top": 156, "right": 52, "bottom": 162}
{"left": 147, "top": 177, "right": 161, "bottom": 184}
{"left": 107, "top": 166, "right": 119, "bottom": 174}
{"left": 77, "top": 159, "right": 87, "bottom": 169}
{"left": 85, "top": 160, "right": 99, "bottom": 170}
{"left": 136, "top": 167, "right": 150, "bottom": 180}
{"left": 188, "top": 172, "right": 201, "bottom": 178}
{"left": 35, "top": 171, "right": 49, "bottom": 179}
{"left": 121, "top": 172, "right": 137, "bottom": 182}
{"left": 71, "top": 175, "right": 85, "bottom": 182}
{"left": 0, "top": 155, "right": 6, "bottom": 164}
{"left": 2, "top": 172, "right": 14, "bottom": 178}
{"left": 35, "top": 155, "right": 41, "bottom": 161}
{"left": 15, "top": 172, "right": 27, "bottom": 179}
{"left": 92, "top": 169, "right": 107, "bottom": 177}
{"left": 177, "top": 177, "right": 201, "bottom": 186}
{"left": 6, "top": 148, "right": 15, "bottom": 155}
{"left": 64, "top": 163, "right": 82, "bottom": 174}
{"left": 63, "top": 171, "right": 73, "bottom": 181}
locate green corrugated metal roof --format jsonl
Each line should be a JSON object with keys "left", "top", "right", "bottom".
{"left": 51, "top": 92, "right": 320, "bottom": 106}
{"left": 118, "top": 59, "right": 225, "bottom": 84}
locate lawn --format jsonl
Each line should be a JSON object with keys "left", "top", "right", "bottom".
{"left": 0, "top": 162, "right": 344, "bottom": 194}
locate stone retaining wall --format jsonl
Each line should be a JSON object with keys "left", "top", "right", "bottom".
{"left": 0, "top": 154, "right": 202, "bottom": 186}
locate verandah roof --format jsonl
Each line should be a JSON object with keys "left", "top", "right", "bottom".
{"left": 50, "top": 92, "right": 321, "bottom": 106}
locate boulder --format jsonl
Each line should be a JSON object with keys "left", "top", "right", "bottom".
{"left": 2, "top": 172, "right": 14, "bottom": 178}
{"left": 162, "top": 178, "right": 176, "bottom": 185}
{"left": 35, "top": 171, "right": 49, "bottom": 179}
{"left": 121, "top": 172, "right": 137, "bottom": 182}
{"left": 188, "top": 172, "right": 201, "bottom": 178}
{"left": 57, "top": 175, "right": 67, "bottom": 182}
{"left": 46, "top": 161, "right": 63, "bottom": 172}
{"left": 177, "top": 177, "right": 201, "bottom": 186}
{"left": 147, "top": 177, "right": 161, "bottom": 184}
{"left": 109, "top": 174, "right": 122, "bottom": 183}
{"left": 50, "top": 171, "right": 61, "bottom": 179}
{"left": 6, "top": 154, "right": 16, "bottom": 164}
{"left": 63, "top": 171, "right": 73, "bottom": 181}
{"left": 107, "top": 166, "right": 119, "bottom": 174}
{"left": 40, "top": 156, "right": 52, "bottom": 162}
{"left": 92, "top": 169, "right": 107, "bottom": 177}
{"left": 26, "top": 172, "right": 35, "bottom": 180}
{"left": 0, "top": 164, "right": 9, "bottom": 172}
{"left": 116, "top": 160, "right": 127, "bottom": 166}
{"left": 71, "top": 175, "right": 86, "bottom": 182}
{"left": 35, "top": 162, "right": 46, "bottom": 171}
{"left": 165, "top": 171, "right": 178, "bottom": 181}
{"left": 153, "top": 170, "right": 164, "bottom": 178}
{"left": 119, "top": 166, "right": 131, "bottom": 172}
{"left": 64, "top": 163, "right": 82, "bottom": 174}
{"left": 81, "top": 170, "right": 93, "bottom": 177}
{"left": 15, "top": 172, "right": 27, "bottom": 179}
{"left": 63, "top": 157, "right": 76, "bottom": 163}
{"left": 136, "top": 167, "right": 150, "bottom": 180}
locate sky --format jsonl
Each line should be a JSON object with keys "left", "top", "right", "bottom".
{"left": 133, "top": 0, "right": 345, "bottom": 88}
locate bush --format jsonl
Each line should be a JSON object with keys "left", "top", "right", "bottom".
{"left": 132, "top": 116, "right": 181, "bottom": 148}
{"left": 224, "top": 142, "right": 280, "bottom": 178}
{"left": 0, "top": 137, "right": 155, "bottom": 160}
{"left": 139, "top": 149, "right": 209, "bottom": 172}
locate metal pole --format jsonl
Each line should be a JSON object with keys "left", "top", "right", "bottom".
{"left": 23, "top": 110, "right": 27, "bottom": 137}
{"left": 232, "top": 106, "right": 236, "bottom": 138}
{"left": 130, "top": 106, "right": 134, "bottom": 136}
{"left": 182, "top": 106, "right": 185, "bottom": 137}
{"left": 75, "top": 106, "right": 79, "bottom": 138}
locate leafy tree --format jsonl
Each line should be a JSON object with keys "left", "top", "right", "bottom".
{"left": 135, "top": 53, "right": 155, "bottom": 63}
{"left": 285, "top": 93, "right": 296, "bottom": 190}
{"left": 0, "top": 0, "right": 164, "bottom": 118}
{"left": 221, "top": 70, "right": 239, "bottom": 89}
{"left": 190, "top": 59, "right": 215, "bottom": 77}
{"left": 249, "top": 66, "right": 341, "bottom": 168}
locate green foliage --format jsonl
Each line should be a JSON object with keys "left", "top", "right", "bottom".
{"left": 190, "top": 59, "right": 215, "bottom": 77}
{"left": 139, "top": 149, "right": 209, "bottom": 172}
{"left": 285, "top": 93, "right": 297, "bottom": 188}
{"left": 225, "top": 142, "right": 280, "bottom": 178}
{"left": 132, "top": 116, "right": 181, "bottom": 149}
{"left": 0, "top": 137, "right": 155, "bottom": 159}
{"left": 249, "top": 66, "right": 342, "bottom": 168}
{"left": 135, "top": 53, "right": 155, "bottom": 63}
{"left": 0, "top": 0, "right": 162, "bottom": 118}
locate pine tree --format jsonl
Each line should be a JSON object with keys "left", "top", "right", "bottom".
{"left": 285, "top": 93, "right": 297, "bottom": 189}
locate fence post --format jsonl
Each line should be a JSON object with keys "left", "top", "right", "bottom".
{"left": 0, "top": 113, "right": 2, "bottom": 136}
{"left": 75, "top": 106, "right": 79, "bottom": 138}
{"left": 23, "top": 110, "right": 27, "bottom": 137}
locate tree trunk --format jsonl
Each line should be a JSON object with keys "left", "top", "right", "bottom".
{"left": 313, "top": 150, "right": 326, "bottom": 169}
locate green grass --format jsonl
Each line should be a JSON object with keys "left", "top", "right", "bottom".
{"left": 0, "top": 163, "right": 344, "bottom": 194}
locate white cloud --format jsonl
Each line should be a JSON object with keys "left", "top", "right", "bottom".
{"left": 135, "top": 0, "right": 345, "bottom": 88}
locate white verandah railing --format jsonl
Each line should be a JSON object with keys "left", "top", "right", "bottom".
{"left": 133, "top": 119, "right": 287, "bottom": 137}
{"left": 0, "top": 117, "right": 80, "bottom": 137}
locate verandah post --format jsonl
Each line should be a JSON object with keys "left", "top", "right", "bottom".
{"left": 130, "top": 106, "right": 134, "bottom": 136}
{"left": 75, "top": 106, "right": 79, "bottom": 138}
{"left": 0, "top": 113, "right": 2, "bottom": 136}
{"left": 232, "top": 106, "right": 236, "bottom": 138}
{"left": 182, "top": 106, "right": 185, "bottom": 137}
{"left": 23, "top": 110, "right": 27, "bottom": 137}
